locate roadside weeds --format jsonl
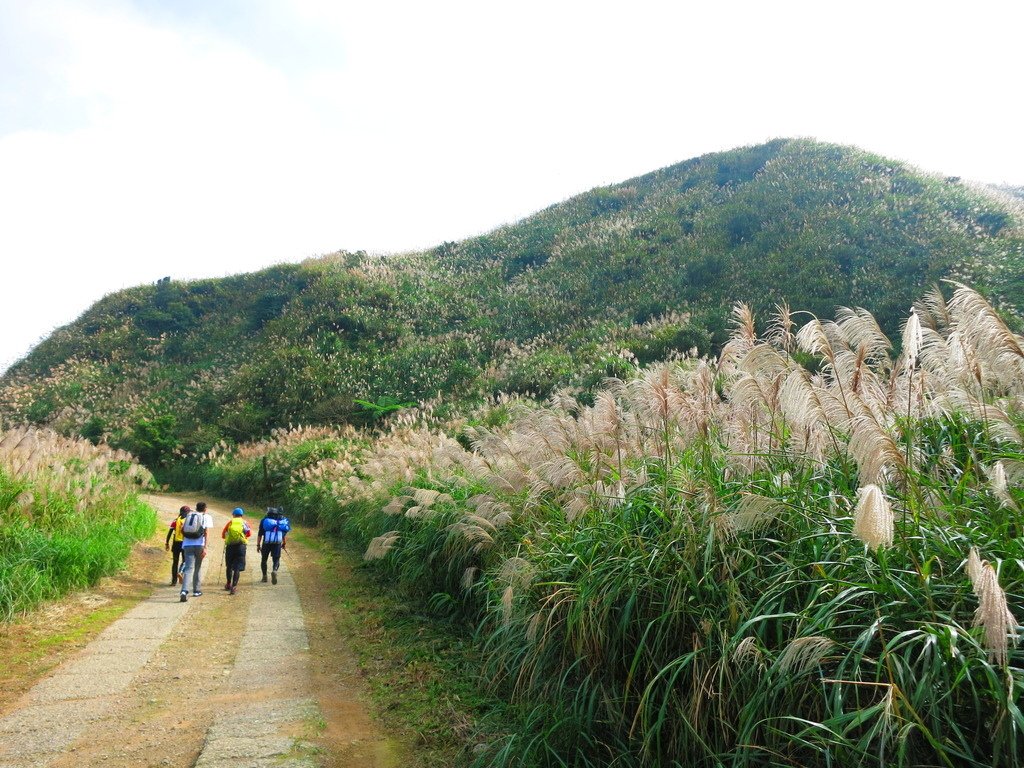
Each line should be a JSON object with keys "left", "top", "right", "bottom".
{"left": 289, "top": 526, "right": 508, "bottom": 768}
{"left": 0, "top": 511, "right": 167, "bottom": 714}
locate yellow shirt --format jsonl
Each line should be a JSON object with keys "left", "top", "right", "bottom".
{"left": 169, "top": 517, "right": 185, "bottom": 543}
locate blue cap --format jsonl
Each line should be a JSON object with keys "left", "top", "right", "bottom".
{"left": 232, "top": 507, "right": 244, "bottom": 516}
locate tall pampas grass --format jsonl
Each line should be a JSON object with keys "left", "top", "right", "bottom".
{"left": 224, "top": 281, "right": 1024, "bottom": 768}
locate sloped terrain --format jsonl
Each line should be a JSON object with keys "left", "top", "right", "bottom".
{"left": 2, "top": 139, "right": 1022, "bottom": 461}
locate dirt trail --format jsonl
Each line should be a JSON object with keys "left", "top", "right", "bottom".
{"left": 0, "top": 494, "right": 403, "bottom": 768}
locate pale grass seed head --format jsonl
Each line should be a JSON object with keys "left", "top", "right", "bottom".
{"left": 731, "top": 635, "right": 764, "bottom": 668}
{"left": 967, "top": 546, "right": 984, "bottom": 587}
{"left": 363, "top": 531, "right": 399, "bottom": 561}
{"left": 461, "top": 566, "right": 478, "bottom": 591}
{"left": 382, "top": 496, "right": 413, "bottom": 515}
{"left": 720, "top": 302, "right": 758, "bottom": 368}
{"left": 449, "top": 515, "right": 497, "bottom": 554}
{"left": 731, "top": 492, "right": 785, "bottom": 532}
{"left": 501, "top": 585, "right": 515, "bottom": 626}
{"left": 835, "top": 306, "right": 892, "bottom": 367}
{"left": 767, "top": 302, "right": 795, "bottom": 353}
{"left": 987, "top": 461, "right": 1015, "bottom": 508}
{"left": 852, "top": 483, "right": 894, "bottom": 550}
{"left": 966, "top": 548, "right": 1019, "bottom": 666}
{"left": 795, "top": 317, "right": 836, "bottom": 363}
{"left": 916, "top": 284, "right": 951, "bottom": 331}
{"left": 777, "top": 636, "right": 835, "bottom": 676}
{"left": 901, "top": 307, "right": 924, "bottom": 375}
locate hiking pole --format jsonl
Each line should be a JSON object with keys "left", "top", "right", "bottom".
{"left": 216, "top": 540, "right": 225, "bottom": 591}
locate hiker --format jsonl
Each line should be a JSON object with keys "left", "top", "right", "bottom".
{"left": 222, "top": 507, "right": 252, "bottom": 595}
{"left": 179, "top": 504, "right": 209, "bottom": 602}
{"left": 194, "top": 501, "right": 214, "bottom": 583}
{"left": 256, "top": 506, "right": 290, "bottom": 584}
{"left": 164, "top": 505, "right": 189, "bottom": 586}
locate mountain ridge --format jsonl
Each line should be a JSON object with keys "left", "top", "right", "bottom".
{"left": 3, "top": 137, "right": 1023, "bottom": 463}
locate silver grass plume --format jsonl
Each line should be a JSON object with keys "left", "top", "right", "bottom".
{"left": 847, "top": 408, "right": 907, "bottom": 485}
{"left": 947, "top": 282, "right": 1024, "bottom": 393}
{"left": 498, "top": 556, "right": 536, "bottom": 591}
{"left": 916, "top": 284, "right": 951, "bottom": 333}
{"left": 732, "top": 492, "right": 785, "bottom": 532}
{"left": 364, "top": 531, "right": 400, "bottom": 561}
{"left": 495, "top": 553, "right": 538, "bottom": 627}
{"left": 548, "top": 388, "right": 580, "bottom": 414}
{"left": 382, "top": 496, "right": 413, "bottom": 515}
{"left": 852, "top": 483, "right": 894, "bottom": 550}
{"left": 795, "top": 318, "right": 836, "bottom": 361}
{"left": 777, "top": 636, "right": 835, "bottom": 675}
{"left": 720, "top": 302, "right": 758, "bottom": 369}
{"left": 835, "top": 306, "right": 892, "bottom": 367}
{"left": 501, "top": 586, "right": 514, "bottom": 626}
{"left": 932, "top": 389, "right": 1022, "bottom": 444}
{"left": 778, "top": 368, "right": 828, "bottom": 433}
{"left": 987, "top": 461, "right": 1016, "bottom": 509}
{"left": 901, "top": 307, "right": 924, "bottom": 376}
{"left": 448, "top": 514, "right": 497, "bottom": 554}
{"left": 731, "top": 636, "right": 765, "bottom": 668}
{"left": 767, "top": 302, "right": 795, "bottom": 353}
{"left": 966, "top": 547, "right": 1019, "bottom": 666}
{"left": 967, "top": 546, "right": 984, "bottom": 585}
{"left": 737, "top": 344, "right": 789, "bottom": 379}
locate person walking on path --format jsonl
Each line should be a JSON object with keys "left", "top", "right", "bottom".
{"left": 164, "top": 505, "right": 189, "bottom": 586}
{"left": 194, "top": 500, "right": 214, "bottom": 584}
{"left": 179, "top": 505, "right": 209, "bottom": 602}
{"left": 256, "top": 506, "right": 290, "bottom": 584}
{"left": 222, "top": 507, "right": 252, "bottom": 595}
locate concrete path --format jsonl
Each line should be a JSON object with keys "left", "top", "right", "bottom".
{"left": 195, "top": 549, "right": 318, "bottom": 767}
{"left": 0, "top": 495, "right": 340, "bottom": 768}
{"left": 0, "top": 594, "right": 185, "bottom": 767}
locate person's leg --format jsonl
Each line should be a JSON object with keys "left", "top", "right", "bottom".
{"left": 192, "top": 548, "right": 205, "bottom": 594}
{"left": 270, "top": 542, "right": 281, "bottom": 584}
{"left": 227, "top": 544, "right": 241, "bottom": 592}
{"left": 260, "top": 545, "right": 270, "bottom": 581}
{"left": 179, "top": 548, "right": 197, "bottom": 601}
{"left": 175, "top": 542, "right": 184, "bottom": 581}
{"left": 170, "top": 542, "right": 182, "bottom": 584}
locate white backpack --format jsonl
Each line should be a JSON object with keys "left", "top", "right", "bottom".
{"left": 181, "top": 511, "right": 205, "bottom": 539}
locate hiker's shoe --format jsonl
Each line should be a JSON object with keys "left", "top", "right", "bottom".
{"left": 170, "top": 578, "right": 177, "bottom": 586}
{"left": 193, "top": 591, "right": 203, "bottom": 597}
{"left": 261, "top": 574, "right": 268, "bottom": 583}
{"left": 229, "top": 586, "right": 237, "bottom": 595}
{"left": 179, "top": 591, "right": 188, "bottom": 603}
{"left": 224, "top": 581, "right": 231, "bottom": 591}
{"left": 271, "top": 571, "right": 278, "bottom": 585}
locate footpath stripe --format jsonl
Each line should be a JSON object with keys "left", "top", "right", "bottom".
{"left": 0, "top": 588, "right": 191, "bottom": 767}
{"left": 194, "top": 555, "right": 320, "bottom": 768}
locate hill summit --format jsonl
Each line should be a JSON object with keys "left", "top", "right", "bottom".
{"left": 2, "top": 138, "right": 1023, "bottom": 464}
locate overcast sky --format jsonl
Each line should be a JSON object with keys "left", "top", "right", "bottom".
{"left": 2, "top": 0, "right": 1022, "bottom": 373}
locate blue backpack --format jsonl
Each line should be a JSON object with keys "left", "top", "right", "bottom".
{"left": 264, "top": 508, "right": 291, "bottom": 542}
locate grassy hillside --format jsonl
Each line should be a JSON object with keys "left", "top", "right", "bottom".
{"left": 2, "top": 139, "right": 1023, "bottom": 463}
